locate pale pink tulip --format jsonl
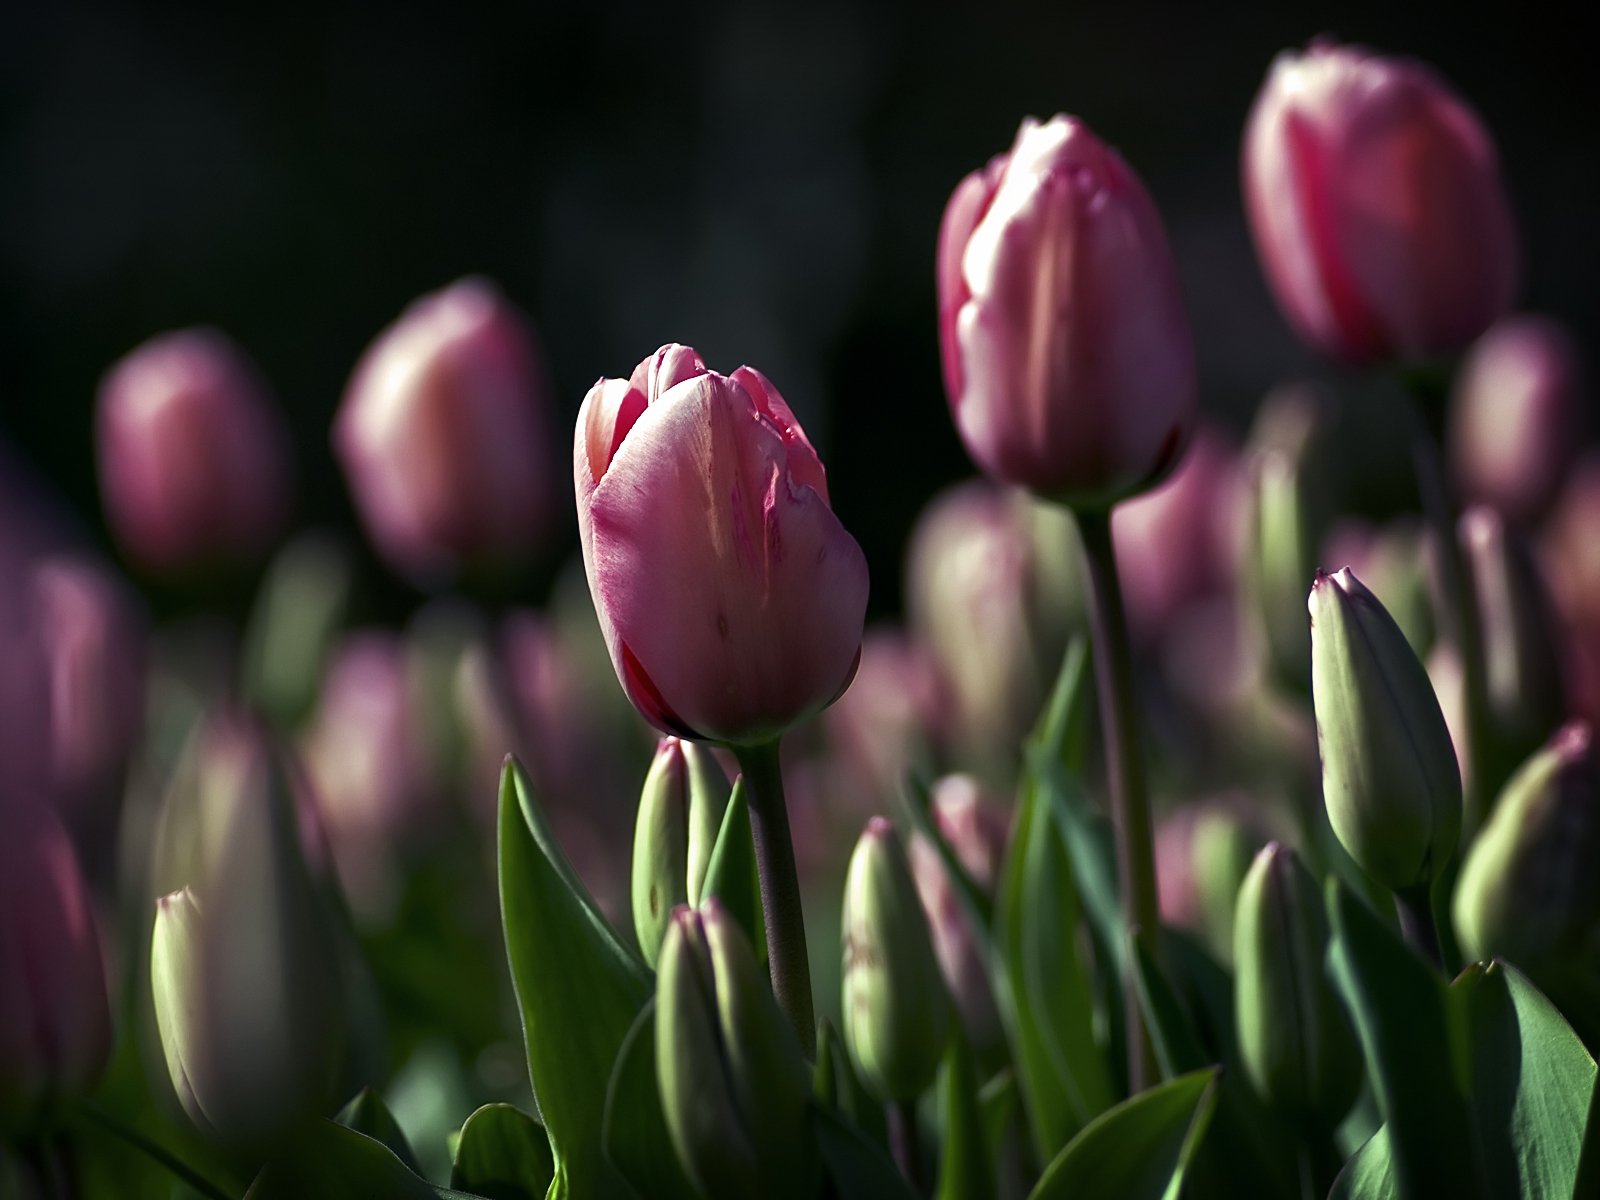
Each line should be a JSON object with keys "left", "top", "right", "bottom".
{"left": 574, "top": 345, "right": 868, "bottom": 745}
{"left": 335, "top": 278, "right": 555, "bottom": 584}
{"left": 96, "top": 329, "right": 291, "bottom": 571}
{"left": 1243, "top": 38, "right": 1517, "bottom": 364}
{"left": 938, "top": 115, "right": 1195, "bottom": 506}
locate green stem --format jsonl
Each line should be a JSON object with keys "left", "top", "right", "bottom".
{"left": 1075, "top": 508, "right": 1159, "bottom": 1092}
{"left": 70, "top": 1102, "right": 234, "bottom": 1200}
{"left": 732, "top": 739, "right": 816, "bottom": 1058}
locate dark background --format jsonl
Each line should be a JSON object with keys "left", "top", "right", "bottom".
{"left": 2, "top": 0, "right": 1594, "bottom": 618}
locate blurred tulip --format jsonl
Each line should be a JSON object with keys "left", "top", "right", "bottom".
{"left": 31, "top": 555, "right": 145, "bottom": 823}
{"left": 906, "top": 481, "right": 1078, "bottom": 769}
{"left": 0, "top": 799, "right": 112, "bottom": 1122}
{"left": 632, "top": 738, "right": 731, "bottom": 966}
{"left": 1156, "top": 799, "right": 1264, "bottom": 963}
{"left": 842, "top": 817, "right": 951, "bottom": 1102}
{"left": 300, "top": 632, "right": 440, "bottom": 922}
{"left": 95, "top": 328, "right": 291, "bottom": 572}
{"left": 1242, "top": 385, "right": 1336, "bottom": 692}
{"left": 656, "top": 901, "right": 816, "bottom": 1199}
{"left": 821, "top": 627, "right": 942, "bottom": 811}
{"left": 938, "top": 115, "right": 1195, "bottom": 506}
{"left": 1543, "top": 456, "right": 1600, "bottom": 725}
{"left": 0, "top": 550, "right": 54, "bottom": 810}
{"left": 1449, "top": 316, "right": 1585, "bottom": 525}
{"left": 1309, "top": 568, "right": 1461, "bottom": 890}
{"left": 1243, "top": 39, "right": 1517, "bottom": 364}
{"left": 1453, "top": 723, "right": 1600, "bottom": 975}
{"left": 335, "top": 278, "right": 555, "bottom": 584}
{"left": 1113, "top": 427, "right": 1245, "bottom": 643}
{"left": 574, "top": 344, "right": 868, "bottom": 745}
{"left": 1461, "top": 508, "right": 1567, "bottom": 785}
{"left": 149, "top": 714, "right": 344, "bottom": 1146}
{"left": 908, "top": 776, "right": 1008, "bottom": 1055}
{"left": 1234, "top": 843, "right": 1360, "bottom": 1119}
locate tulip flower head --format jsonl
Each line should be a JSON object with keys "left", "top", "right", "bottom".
{"left": 938, "top": 115, "right": 1196, "bottom": 508}
{"left": 574, "top": 345, "right": 869, "bottom": 746}
{"left": 1243, "top": 38, "right": 1518, "bottom": 365}
{"left": 0, "top": 798, "right": 112, "bottom": 1121}
{"left": 95, "top": 328, "right": 291, "bottom": 572}
{"left": 335, "top": 278, "right": 556, "bottom": 585}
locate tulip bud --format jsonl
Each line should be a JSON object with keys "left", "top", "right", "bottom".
{"left": 841, "top": 817, "right": 951, "bottom": 1101}
{"left": 574, "top": 345, "right": 868, "bottom": 745}
{"left": 1309, "top": 568, "right": 1462, "bottom": 890}
{"left": 1453, "top": 723, "right": 1600, "bottom": 974}
{"left": 95, "top": 328, "right": 291, "bottom": 572}
{"left": 632, "top": 738, "right": 731, "bottom": 966}
{"left": 908, "top": 777, "right": 1008, "bottom": 1057}
{"left": 149, "top": 715, "right": 344, "bottom": 1147}
{"left": 938, "top": 115, "right": 1195, "bottom": 506}
{"left": 906, "top": 481, "right": 1080, "bottom": 768}
{"left": 334, "top": 278, "right": 556, "bottom": 585}
{"left": 1243, "top": 38, "right": 1517, "bottom": 365}
{"left": 1461, "top": 508, "right": 1567, "bottom": 780}
{"left": 1234, "top": 843, "right": 1360, "bottom": 1118}
{"left": 300, "top": 632, "right": 440, "bottom": 924}
{"left": 1449, "top": 315, "right": 1585, "bottom": 525}
{"left": 30, "top": 555, "right": 146, "bottom": 826}
{"left": 656, "top": 901, "right": 816, "bottom": 1199}
{"left": 0, "top": 798, "right": 112, "bottom": 1121}
{"left": 1243, "top": 385, "right": 1335, "bottom": 692}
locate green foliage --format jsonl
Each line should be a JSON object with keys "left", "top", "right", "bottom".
{"left": 451, "top": 1104, "right": 557, "bottom": 1200}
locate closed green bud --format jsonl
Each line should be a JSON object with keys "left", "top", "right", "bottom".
{"left": 149, "top": 715, "right": 344, "bottom": 1148}
{"left": 1234, "top": 843, "right": 1360, "bottom": 1119}
{"left": 1309, "top": 568, "right": 1462, "bottom": 890}
{"left": 841, "top": 817, "right": 951, "bottom": 1102}
{"left": 631, "top": 737, "right": 729, "bottom": 966}
{"left": 1461, "top": 508, "right": 1568, "bottom": 794}
{"left": 1245, "top": 384, "right": 1334, "bottom": 693}
{"left": 656, "top": 900, "right": 815, "bottom": 1199}
{"left": 1454, "top": 723, "right": 1600, "bottom": 974}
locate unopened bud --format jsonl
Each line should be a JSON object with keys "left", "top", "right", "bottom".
{"left": 656, "top": 901, "right": 815, "bottom": 1199}
{"left": 631, "top": 739, "right": 730, "bottom": 967}
{"left": 1234, "top": 843, "right": 1360, "bottom": 1118}
{"left": 1453, "top": 723, "right": 1600, "bottom": 974}
{"left": 842, "top": 817, "right": 951, "bottom": 1101}
{"left": 1309, "top": 568, "right": 1462, "bottom": 889}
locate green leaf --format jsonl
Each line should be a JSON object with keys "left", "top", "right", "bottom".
{"left": 451, "top": 1105, "right": 556, "bottom": 1200}
{"left": 1027, "top": 639, "right": 1093, "bottom": 775}
{"left": 599, "top": 999, "right": 701, "bottom": 1200}
{"left": 1328, "top": 1126, "right": 1398, "bottom": 1200}
{"left": 936, "top": 1035, "right": 989, "bottom": 1200}
{"left": 497, "top": 757, "right": 652, "bottom": 1200}
{"left": 978, "top": 1071, "right": 1018, "bottom": 1180}
{"left": 1131, "top": 934, "right": 1208, "bottom": 1080}
{"left": 336, "top": 1087, "right": 421, "bottom": 1176}
{"left": 1453, "top": 959, "right": 1597, "bottom": 1200}
{"left": 811, "top": 1102, "right": 919, "bottom": 1200}
{"left": 1028, "top": 1068, "right": 1220, "bottom": 1200}
{"left": 696, "top": 778, "right": 765, "bottom": 963}
{"left": 1325, "top": 879, "right": 1488, "bottom": 1200}
{"left": 993, "top": 767, "right": 1113, "bottom": 1160}
{"left": 246, "top": 1121, "right": 486, "bottom": 1199}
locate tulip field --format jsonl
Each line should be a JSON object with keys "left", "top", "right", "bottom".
{"left": 3, "top": 25, "right": 1598, "bottom": 1200}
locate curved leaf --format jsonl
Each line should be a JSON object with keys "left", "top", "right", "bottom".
{"left": 696, "top": 778, "right": 765, "bottom": 962}
{"left": 1028, "top": 1068, "right": 1220, "bottom": 1200}
{"left": 247, "top": 1121, "right": 486, "bottom": 1199}
{"left": 811, "top": 1102, "right": 919, "bottom": 1200}
{"left": 1329, "top": 1126, "right": 1398, "bottom": 1200}
{"left": 599, "top": 999, "right": 700, "bottom": 1200}
{"left": 451, "top": 1105, "right": 556, "bottom": 1200}
{"left": 497, "top": 757, "right": 651, "bottom": 1200}
{"left": 336, "top": 1087, "right": 421, "bottom": 1176}
{"left": 936, "top": 1035, "right": 989, "bottom": 1200}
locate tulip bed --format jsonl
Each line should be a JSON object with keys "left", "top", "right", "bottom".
{"left": 3, "top": 34, "right": 1598, "bottom": 1200}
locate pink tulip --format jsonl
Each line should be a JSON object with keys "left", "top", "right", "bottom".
{"left": 1449, "top": 315, "right": 1585, "bottom": 524}
{"left": 0, "top": 797, "right": 112, "bottom": 1117}
{"left": 0, "top": 549, "right": 53, "bottom": 809}
{"left": 335, "top": 278, "right": 556, "bottom": 584}
{"left": 96, "top": 328, "right": 291, "bottom": 571}
{"left": 938, "top": 115, "right": 1196, "bottom": 506}
{"left": 1243, "top": 38, "right": 1517, "bottom": 365}
{"left": 31, "top": 555, "right": 146, "bottom": 813}
{"left": 575, "top": 344, "right": 868, "bottom": 745}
